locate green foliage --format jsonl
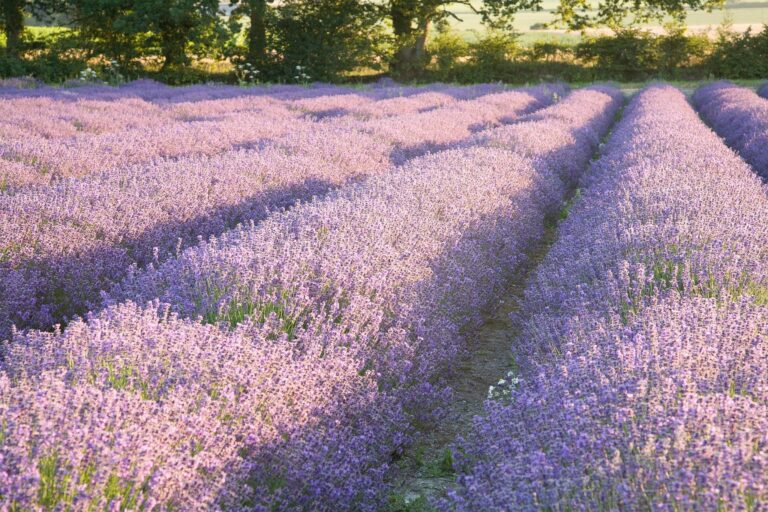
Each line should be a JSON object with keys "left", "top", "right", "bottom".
{"left": 0, "top": 0, "right": 763, "bottom": 84}
{"left": 102, "top": 473, "right": 146, "bottom": 510}
{"left": 37, "top": 451, "right": 70, "bottom": 511}
{"left": 0, "top": 23, "right": 85, "bottom": 81}
{"left": 706, "top": 26, "right": 768, "bottom": 79}
{"left": 575, "top": 28, "right": 714, "bottom": 80}
{"left": 552, "top": 0, "right": 724, "bottom": 30}
{"left": 656, "top": 27, "right": 711, "bottom": 76}
{"left": 575, "top": 29, "right": 659, "bottom": 81}
{"left": 387, "top": 493, "right": 436, "bottom": 512}
{"left": 526, "top": 39, "right": 574, "bottom": 62}
{"left": 423, "top": 447, "right": 454, "bottom": 477}
{"left": 469, "top": 30, "right": 522, "bottom": 75}
{"left": 425, "top": 28, "right": 468, "bottom": 73}
{"left": 265, "top": 0, "right": 388, "bottom": 82}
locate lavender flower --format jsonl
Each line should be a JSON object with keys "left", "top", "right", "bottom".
{"left": 692, "top": 81, "right": 768, "bottom": 179}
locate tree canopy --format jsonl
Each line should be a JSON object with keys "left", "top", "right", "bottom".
{"left": 1, "top": 0, "right": 727, "bottom": 78}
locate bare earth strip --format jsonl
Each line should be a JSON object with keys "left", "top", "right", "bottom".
{"left": 386, "top": 219, "right": 559, "bottom": 510}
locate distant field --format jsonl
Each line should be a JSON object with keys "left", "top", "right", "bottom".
{"left": 0, "top": 26, "right": 70, "bottom": 47}
{"left": 445, "top": 0, "right": 768, "bottom": 42}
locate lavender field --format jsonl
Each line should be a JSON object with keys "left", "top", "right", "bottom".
{"left": 0, "top": 79, "right": 767, "bottom": 511}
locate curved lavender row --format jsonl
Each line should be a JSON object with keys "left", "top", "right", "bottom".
{"left": 0, "top": 95, "right": 171, "bottom": 139}
{"left": 0, "top": 86, "right": 555, "bottom": 338}
{"left": 358, "top": 85, "right": 567, "bottom": 164}
{"left": 2, "top": 304, "right": 404, "bottom": 511}
{"left": 0, "top": 83, "right": 442, "bottom": 142}
{"left": 109, "top": 86, "right": 617, "bottom": 324}
{"left": 0, "top": 87, "right": 622, "bottom": 510}
{"left": 465, "top": 85, "right": 617, "bottom": 186}
{"left": 444, "top": 85, "right": 768, "bottom": 511}
{"left": 0, "top": 85, "right": 548, "bottom": 189}
{"left": 692, "top": 81, "right": 768, "bottom": 179}
{"left": 0, "top": 83, "right": 497, "bottom": 144}
{"left": 0, "top": 106, "right": 303, "bottom": 181}
{"left": 2, "top": 147, "right": 549, "bottom": 512}
{"left": 313, "top": 84, "right": 505, "bottom": 120}
{"left": 0, "top": 80, "right": 353, "bottom": 102}
{"left": 759, "top": 82, "right": 768, "bottom": 99}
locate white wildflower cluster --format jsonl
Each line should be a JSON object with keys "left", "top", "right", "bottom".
{"left": 235, "top": 62, "right": 260, "bottom": 85}
{"left": 487, "top": 371, "right": 521, "bottom": 401}
{"left": 294, "top": 65, "right": 311, "bottom": 85}
{"left": 79, "top": 67, "right": 100, "bottom": 83}
{"left": 103, "top": 60, "right": 125, "bottom": 85}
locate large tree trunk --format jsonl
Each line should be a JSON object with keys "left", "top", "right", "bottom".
{"left": 390, "top": 1, "right": 430, "bottom": 78}
{"left": 2, "top": 0, "right": 24, "bottom": 59}
{"left": 160, "top": 27, "right": 189, "bottom": 69}
{"left": 246, "top": 0, "right": 267, "bottom": 65}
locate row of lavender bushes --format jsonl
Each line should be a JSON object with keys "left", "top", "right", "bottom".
{"left": 0, "top": 85, "right": 622, "bottom": 510}
{"left": 0, "top": 82, "right": 504, "bottom": 188}
{"left": 443, "top": 85, "right": 768, "bottom": 510}
{"left": 0, "top": 84, "right": 559, "bottom": 338}
{"left": 693, "top": 81, "right": 768, "bottom": 179}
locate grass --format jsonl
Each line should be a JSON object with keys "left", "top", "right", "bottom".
{"left": 0, "top": 26, "right": 71, "bottom": 47}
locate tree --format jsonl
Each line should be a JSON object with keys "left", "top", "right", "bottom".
{"left": 383, "top": 0, "right": 724, "bottom": 76}
{"left": 1, "top": 0, "right": 66, "bottom": 60}
{"left": 64, "top": 0, "right": 143, "bottom": 68}
{"left": 266, "top": 0, "right": 386, "bottom": 82}
{"left": 552, "top": 0, "right": 723, "bottom": 29}
{"left": 59, "top": 0, "right": 223, "bottom": 69}
{"left": 131, "top": 0, "right": 223, "bottom": 69}
{"left": 0, "top": 0, "right": 25, "bottom": 58}
{"left": 385, "top": 0, "right": 539, "bottom": 76}
{"left": 229, "top": 0, "right": 270, "bottom": 66}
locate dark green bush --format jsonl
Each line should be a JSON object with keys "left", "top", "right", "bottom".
{"left": 575, "top": 29, "right": 658, "bottom": 81}
{"left": 706, "top": 26, "right": 768, "bottom": 78}
{"left": 426, "top": 29, "right": 469, "bottom": 75}
{"left": 263, "top": 0, "right": 389, "bottom": 83}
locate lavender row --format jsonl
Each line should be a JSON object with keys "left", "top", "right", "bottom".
{"left": 756, "top": 81, "right": 768, "bottom": 99}
{"left": 0, "top": 106, "right": 302, "bottom": 186}
{"left": 108, "top": 86, "right": 617, "bottom": 329}
{"left": 444, "top": 85, "right": 768, "bottom": 511}
{"left": 0, "top": 85, "right": 545, "bottom": 189}
{"left": 692, "top": 81, "right": 768, "bottom": 179}
{"left": 0, "top": 87, "right": 622, "bottom": 510}
{"left": 0, "top": 85, "right": 559, "bottom": 338}
{"left": 0, "top": 82, "right": 496, "bottom": 143}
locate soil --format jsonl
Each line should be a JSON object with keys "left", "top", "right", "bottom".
{"left": 386, "top": 222, "right": 559, "bottom": 510}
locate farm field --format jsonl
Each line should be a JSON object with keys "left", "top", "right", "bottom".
{"left": 1, "top": 78, "right": 768, "bottom": 511}
{"left": 445, "top": 0, "right": 768, "bottom": 40}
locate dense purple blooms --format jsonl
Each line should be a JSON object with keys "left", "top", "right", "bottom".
{"left": 757, "top": 81, "right": 768, "bottom": 99}
{"left": 444, "top": 85, "right": 768, "bottom": 510}
{"left": 0, "top": 82, "right": 504, "bottom": 188}
{"left": 692, "top": 81, "right": 768, "bottom": 178}
{"left": 0, "top": 84, "right": 620, "bottom": 509}
{"left": 0, "top": 84, "right": 560, "bottom": 337}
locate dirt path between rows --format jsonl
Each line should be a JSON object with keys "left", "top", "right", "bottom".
{"left": 386, "top": 220, "right": 559, "bottom": 511}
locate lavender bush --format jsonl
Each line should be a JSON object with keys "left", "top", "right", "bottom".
{"left": 444, "top": 85, "right": 768, "bottom": 511}
{"left": 757, "top": 81, "right": 768, "bottom": 99}
{"left": 692, "top": 81, "right": 768, "bottom": 179}
{"left": 0, "top": 84, "right": 621, "bottom": 509}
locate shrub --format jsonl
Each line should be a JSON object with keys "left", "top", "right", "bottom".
{"left": 575, "top": 29, "right": 658, "bottom": 81}
{"left": 427, "top": 29, "right": 469, "bottom": 74}
{"left": 706, "top": 26, "right": 768, "bottom": 79}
